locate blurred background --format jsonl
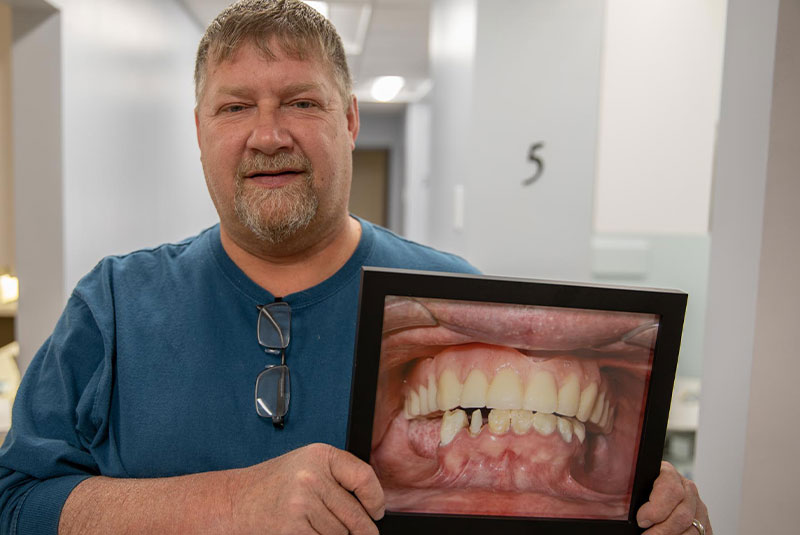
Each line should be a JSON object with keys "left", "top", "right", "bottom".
{"left": 0, "top": 1, "right": 797, "bottom": 534}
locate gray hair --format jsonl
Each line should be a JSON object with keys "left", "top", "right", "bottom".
{"left": 194, "top": 0, "right": 352, "bottom": 105}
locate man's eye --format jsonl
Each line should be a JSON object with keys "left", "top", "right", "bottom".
{"left": 222, "top": 104, "right": 246, "bottom": 113}
{"left": 292, "top": 101, "right": 316, "bottom": 109}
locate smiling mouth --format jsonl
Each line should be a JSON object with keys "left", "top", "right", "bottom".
{"left": 246, "top": 168, "right": 304, "bottom": 178}
{"left": 237, "top": 151, "right": 312, "bottom": 187}
{"left": 245, "top": 168, "right": 305, "bottom": 185}
{"left": 369, "top": 297, "right": 657, "bottom": 520}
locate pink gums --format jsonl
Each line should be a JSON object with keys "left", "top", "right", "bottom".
{"left": 370, "top": 344, "right": 647, "bottom": 520}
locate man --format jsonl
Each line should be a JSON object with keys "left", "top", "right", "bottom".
{"left": 0, "top": 1, "right": 711, "bottom": 534}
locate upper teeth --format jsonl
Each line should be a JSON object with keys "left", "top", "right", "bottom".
{"left": 524, "top": 371, "right": 558, "bottom": 413}
{"left": 404, "top": 367, "right": 614, "bottom": 444}
{"left": 436, "top": 369, "right": 461, "bottom": 411}
{"left": 461, "top": 368, "right": 489, "bottom": 407}
{"left": 406, "top": 368, "right": 609, "bottom": 422}
{"left": 556, "top": 374, "right": 580, "bottom": 417}
{"left": 576, "top": 382, "right": 598, "bottom": 422}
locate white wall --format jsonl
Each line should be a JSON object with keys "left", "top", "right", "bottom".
{"left": 589, "top": 0, "right": 726, "bottom": 381}
{"left": 594, "top": 0, "right": 726, "bottom": 235}
{"left": 693, "top": 0, "right": 784, "bottom": 533}
{"left": 13, "top": 0, "right": 218, "bottom": 372}
{"left": 736, "top": 0, "right": 800, "bottom": 532}
{"left": 427, "top": 0, "right": 476, "bottom": 260}
{"left": 403, "top": 101, "right": 431, "bottom": 245}
{"left": 56, "top": 0, "right": 217, "bottom": 294}
{"left": 428, "top": 0, "right": 604, "bottom": 281}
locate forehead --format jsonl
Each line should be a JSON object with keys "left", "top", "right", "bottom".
{"left": 205, "top": 40, "right": 336, "bottom": 92}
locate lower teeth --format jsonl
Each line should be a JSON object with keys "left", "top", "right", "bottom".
{"left": 439, "top": 408, "right": 593, "bottom": 446}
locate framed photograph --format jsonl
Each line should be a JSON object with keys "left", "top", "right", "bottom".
{"left": 347, "top": 267, "right": 687, "bottom": 534}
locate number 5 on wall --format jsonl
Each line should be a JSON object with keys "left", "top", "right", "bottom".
{"left": 522, "top": 142, "right": 545, "bottom": 186}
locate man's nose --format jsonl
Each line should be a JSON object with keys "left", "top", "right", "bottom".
{"left": 246, "top": 108, "right": 293, "bottom": 154}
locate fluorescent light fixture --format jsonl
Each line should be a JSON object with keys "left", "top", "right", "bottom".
{"left": 329, "top": 3, "right": 372, "bottom": 55}
{"left": 302, "top": 1, "right": 329, "bottom": 19}
{"left": 0, "top": 275, "right": 18, "bottom": 304}
{"left": 302, "top": 2, "right": 370, "bottom": 55}
{"left": 371, "top": 76, "right": 405, "bottom": 102}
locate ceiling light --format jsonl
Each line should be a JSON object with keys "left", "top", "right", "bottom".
{"left": 302, "top": 1, "right": 329, "bottom": 19}
{"left": 329, "top": 3, "right": 372, "bottom": 55}
{"left": 301, "top": 2, "right": 371, "bottom": 56}
{"left": 371, "top": 76, "right": 405, "bottom": 102}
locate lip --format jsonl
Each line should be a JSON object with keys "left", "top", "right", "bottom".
{"left": 244, "top": 169, "right": 305, "bottom": 187}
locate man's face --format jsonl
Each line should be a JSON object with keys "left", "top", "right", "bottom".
{"left": 195, "top": 40, "right": 359, "bottom": 248}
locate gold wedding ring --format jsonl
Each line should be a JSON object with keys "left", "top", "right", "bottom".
{"left": 692, "top": 518, "right": 706, "bottom": 535}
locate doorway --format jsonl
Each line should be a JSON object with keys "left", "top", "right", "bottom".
{"left": 350, "top": 148, "right": 389, "bottom": 227}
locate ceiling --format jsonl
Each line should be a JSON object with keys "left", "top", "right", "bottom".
{"left": 178, "top": 0, "right": 433, "bottom": 105}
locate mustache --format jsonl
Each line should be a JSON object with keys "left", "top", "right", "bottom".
{"left": 235, "top": 152, "right": 312, "bottom": 180}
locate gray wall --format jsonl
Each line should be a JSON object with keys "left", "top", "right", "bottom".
{"left": 0, "top": 4, "right": 12, "bottom": 276}
{"left": 736, "top": 0, "right": 800, "bottom": 532}
{"left": 693, "top": 0, "right": 800, "bottom": 533}
{"left": 403, "top": 102, "right": 432, "bottom": 245}
{"left": 11, "top": 3, "right": 64, "bottom": 374}
{"left": 57, "top": 0, "right": 217, "bottom": 294}
{"left": 356, "top": 107, "right": 406, "bottom": 233}
{"left": 13, "top": 0, "right": 218, "bottom": 372}
{"left": 427, "top": 0, "right": 604, "bottom": 281}
{"left": 595, "top": 0, "right": 725, "bottom": 234}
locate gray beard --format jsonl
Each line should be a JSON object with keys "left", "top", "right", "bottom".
{"left": 233, "top": 154, "right": 318, "bottom": 245}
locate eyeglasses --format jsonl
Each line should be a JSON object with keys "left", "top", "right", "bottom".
{"left": 254, "top": 301, "right": 291, "bottom": 428}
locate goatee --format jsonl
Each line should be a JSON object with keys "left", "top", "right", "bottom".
{"left": 233, "top": 152, "right": 318, "bottom": 245}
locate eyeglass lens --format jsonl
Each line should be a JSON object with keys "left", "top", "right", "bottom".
{"left": 255, "top": 301, "right": 292, "bottom": 427}
{"left": 255, "top": 364, "right": 290, "bottom": 424}
{"left": 257, "top": 302, "right": 291, "bottom": 352}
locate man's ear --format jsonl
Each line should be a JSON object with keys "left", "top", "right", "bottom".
{"left": 194, "top": 108, "right": 202, "bottom": 148}
{"left": 346, "top": 95, "right": 360, "bottom": 150}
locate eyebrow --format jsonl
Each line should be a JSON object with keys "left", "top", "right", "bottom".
{"left": 214, "top": 82, "right": 324, "bottom": 99}
{"left": 280, "top": 82, "right": 325, "bottom": 97}
{"left": 214, "top": 86, "right": 253, "bottom": 99}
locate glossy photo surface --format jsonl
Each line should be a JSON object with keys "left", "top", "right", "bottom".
{"left": 371, "top": 297, "right": 657, "bottom": 519}
{"left": 348, "top": 268, "right": 687, "bottom": 534}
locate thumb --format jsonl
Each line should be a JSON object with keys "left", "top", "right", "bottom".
{"left": 326, "top": 447, "right": 386, "bottom": 520}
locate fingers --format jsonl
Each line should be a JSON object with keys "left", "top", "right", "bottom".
{"left": 325, "top": 446, "right": 386, "bottom": 521}
{"left": 637, "top": 462, "right": 687, "bottom": 528}
{"left": 695, "top": 493, "right": 712, "bottom": 534}
{"left": 282, "top": 443, "right": 382, "bottom": 535}
{"left": 287, "top": 458, "right": 379, "bottom": 535}
{"left": 316, "top": 483, "right": 379, "bottom": 535}
{"left": 638, "top": 462, "right": 709, "bottom": 535}
{"left": 306, "top": 501, "right": 349, "bottom": 535}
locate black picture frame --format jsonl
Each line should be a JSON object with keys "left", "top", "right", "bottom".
{"left": 347, "top": 267, "right": 687, "bottom": 535}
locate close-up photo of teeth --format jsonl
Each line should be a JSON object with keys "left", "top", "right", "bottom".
{"left": 369, "top": 296, "right": 658, "bottom": 520}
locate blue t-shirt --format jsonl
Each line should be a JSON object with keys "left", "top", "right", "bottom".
{"left": 0, "top": 220, "right": 478, "bottom": 534}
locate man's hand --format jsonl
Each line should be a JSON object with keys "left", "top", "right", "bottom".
{"left": 232, "top": 443, "right": 385, "bottom": 535}
{"left": 636, "top": 461, "right": 711, "bottom": 535}
{"left": 60, "top": 443, "right": 384, "bottom": 535}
